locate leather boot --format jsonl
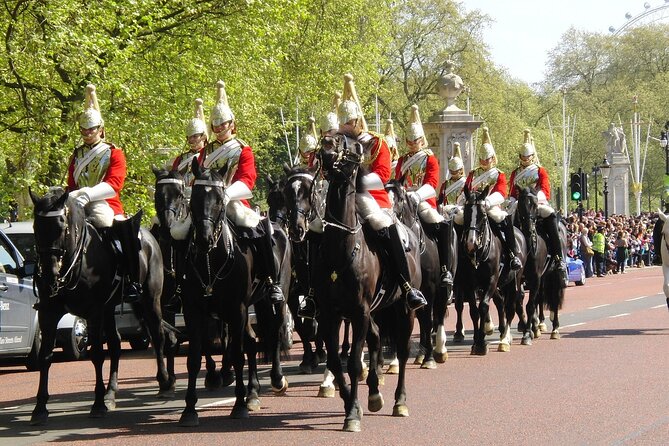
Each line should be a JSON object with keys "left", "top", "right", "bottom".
{"left": 112, "top": 210, "right": 143, "bottom": 303}
{"left": 382, "top": 224, "right": 427, "bottom": 310}
{"left": 544, "top": 213, "right": 568, "bottom": 286}
{"left": 653, "top": 219, "right": 663, "bottom": 265}
{"left": 498, "top": 216, "right": 522, "bottom": 271}
{"left": 257, "top": 217, "right": 284, "bottom": 304}
{"left": 437, "top": 221, "right": 454, "bottom": 287}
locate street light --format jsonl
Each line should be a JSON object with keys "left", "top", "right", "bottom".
{"left": 591, "top": 165, "right": 600, "bottom": 212}
{"left": 660, "top": 122, "right": 669, "bottom": 213}
{"left": 600, "top": 157, "right": 611, "bottom": 219}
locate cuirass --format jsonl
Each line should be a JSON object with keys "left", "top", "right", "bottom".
{"left": 74, "top": 142, "right": 111, "bottom": 187}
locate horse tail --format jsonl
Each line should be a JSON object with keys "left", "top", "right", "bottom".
{"left": 543, "top": 269, "right": 565, "bottom": 312}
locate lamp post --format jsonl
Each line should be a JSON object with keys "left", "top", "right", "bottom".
{"left": 660, "top": 123, "right": 669, "bottom": 213}
{"left": 600, "top": 157, "right": 611, "bottom": 219}
{"left": 591, "top": 165, "right": 600, "bottom": 212}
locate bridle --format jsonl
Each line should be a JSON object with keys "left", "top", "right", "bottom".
{"left": 322, "top": 142, "right": 363, "bottom": 234}
{"left": 156, "top": 177, "right": 188, "bottom": 223}
{"left": 464, "top": 198, "right": 492, "bottom": 266}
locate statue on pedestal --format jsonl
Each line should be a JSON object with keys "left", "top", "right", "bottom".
{"left": 602, "top": 122, "right": 625, "bottom": 156}
{"left": 437, "top": 60, "right": 464, "bottom": 111}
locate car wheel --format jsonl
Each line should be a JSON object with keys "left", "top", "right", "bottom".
{"left": 575, "top": 268, "right": 586, "bottom": 286}
{"left": 26, "top": 323, "right": 41, "bottom": 371}
{"left": 61, "top": 317, "right": 89, "bottom": 360}
{"left": 129, "top": 333, "right": 150, "bottom": 351}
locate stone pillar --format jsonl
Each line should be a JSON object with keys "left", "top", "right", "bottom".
{"left": 422, "top": 61, "right": 483, "bottom": 179}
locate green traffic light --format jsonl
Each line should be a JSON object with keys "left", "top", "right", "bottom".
{"left": 572, "top": 191, "right": 581, "bottom": 200}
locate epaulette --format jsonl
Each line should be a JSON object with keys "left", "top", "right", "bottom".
{"left": 422, "top": 148, "right": 434, "bottom": 157}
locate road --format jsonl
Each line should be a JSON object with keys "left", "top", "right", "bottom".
{"left": 1, "top": 265, "right": 668, "bottom": 445}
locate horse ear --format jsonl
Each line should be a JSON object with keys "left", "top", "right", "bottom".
{"left": 151, "top": 165, "right": 161, "bottom": 176}
{"left": 55, "top": 189, "right": 69, "bottom": 208}
{"left": 29, "top": 187, "right": 40, "bottom": 205}
{"left": 282, "top": 162, "right": 292, "bottom": 175}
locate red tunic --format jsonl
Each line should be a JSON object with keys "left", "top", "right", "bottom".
{"left": 362, "top": 133, "right": 392, "bottom": 209}
{"left": 508, "top": 165, "right": 551, "bottom": 200}
{"left": 464, "top": 167, "right": 508, "bottom": 199}
{"left": 172, "top": 149, "right": 205, "bottom": 172}
{"left": 299, "top": 151, "right": 317, "bottom": 168}
{"left": 67, "top": 144, "right": 126, "bottom": 215}
{"left": 395, "top": 151, "right": 440, "bottom": 209}
{"left": 199, "top": 140, "right": 257, "bottom": 208}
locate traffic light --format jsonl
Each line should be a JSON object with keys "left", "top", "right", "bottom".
{"left": 580, "top": 172, "right": 588, "bottom": 201}
{"left": 570, "top": 173, "right": 582, "bottom": 201}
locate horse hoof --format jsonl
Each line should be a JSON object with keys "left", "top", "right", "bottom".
{"left": 298, "top": 361, "right": 313, "bottom": 375}
{"left": 470, "top": 344, "right": 488, "bottom": 356}
{"left": 358, "top": 368, "right": 369, "bottom": 382}
{"left": 521, "top": 336, "right": 532, "bottom": 346}
{"left": 89, "top": 405, "right": 108, "bottom": 418}
{"left": 205, "top": 373, "right": 222, "bottom": 390}
{"left": 368, "top": 393, "right": 384, "bottom": 412}
{"left": 220, "top": 370, "right": 235, "bottom": 388}
{"left": 178, "top": 411, "right": 199, "bottom": 427}
{"left": 343, "top": 419, "right": 361, "bottom": 432}
{"left": 413, "top": 354, "right": 425, "bottom": 365}
{"left": 538, "top": 322, "right": 548, "bottom": 332}
{"left": 453, "top": 332, "right": 465, "bottom": 343}
{"left": 231, "top": 405, "right": 250, "bottom": 419}
{"left": 29, "top": 410, "right": 48, "bottom": 426}
{"left": 392, "top": 404, "right": 409, "bottom": 417}
{"left": 533, "top": 329, "right": 541, "bottom": 339}
{"left": 271, "top": 377, "right": 288, "bottom": 395}
{"left": 377, "top": 374, "right": 385, "bottom": 386}
{"left": 157, "top": 387, "right": 175, "bottom": 399}
{"left": 484, "top": 326, "right": 494, "bottom": 336}
{"left": 497, "top": 343, "right": 510, "bottom": 353}
{"left": 551, "top": 331, "right": 560, "bottom": 340}
{"left": 246, "top": 397, "right": 261, "bottom": 412}
{"left": 421, "top": 359, "right": 437, "bottom": 369}
{"left": 103, "top": 398, "right": 116, "bottom": 411}
{"left": 434, "top": 351, "right": 448, "bottom": 363}
{"left": 318, "top": 385, "right": 335, "bottom": 398}
{"left": 385, "top": 364, "right": 399, "bottom": 375}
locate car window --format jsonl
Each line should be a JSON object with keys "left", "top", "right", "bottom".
{"left": 0, "top": 238, "right": 18, "bottom": 274}
{"left": 5, "top": 233, "right": 36, "bottom": 262}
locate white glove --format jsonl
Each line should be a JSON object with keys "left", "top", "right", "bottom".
{"left": 483, "top": 198, "right": 491, "bottom": 210}
{"left": 223, "top": 193, "right": 231, "bottom": 207}
{"left": 70, "top": 188, "right": 91, "bottom": 207}
{"left": 408, "top": 192, "right": 421, "bottom": 206}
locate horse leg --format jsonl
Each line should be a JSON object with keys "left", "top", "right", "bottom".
{"left": 392, "top": 303, "right": 414, "bottom": 418}
{"left": 453, "top": 288, "right": 466, "bottom": 342}
{"left": 179, "top": 304, "right": 205, "bottom": 427}
{"left": 204, "top": 318, "right": 222, "bottom": 390}
{"left": 229, "top": 314, "right": 249, "bottom": 419}
{"left": 269, "top": 303, "right": 288, "bottom": 394}
{"left": 102, "top": 310, "right": 120, "bottom": 412}
{"left": 523, "top": 286, "right": 538, "bottom": 346}
{"left": 550, "top": 308, "right": 561, "bottom": 340}
{"left": 413, "top": 307, "right": 427, "bottom": 365}
{"left": 321, "top": 317, "right": 351, "bottom": 420}
{"left": 433, "top": 286, "right": 448, "bottom": 363}
{"left": 366, "top": 317, "right": 383, "bottom": 413}
{"left": 340, "top": 319, "right": 351, "bottom": 361}
{"left": 471, "top": 290, "right": 489, "bottom": 356}
{"left": 343, "top": 312, "right": 367, "bottom": 432}
{"left": 244, "top": 327, "right": 261, "bottom": 412}
{"left": 87, "top": 319, "right": 109, "bottom": 417}
{"left": 142, "top": 296, "right": 175, "bottom": 397}
{"left": 419, "top": 305, "right": 437, "bottom": 369}
{"left": 30, "top": 310, "right": 62, "bottom": 426}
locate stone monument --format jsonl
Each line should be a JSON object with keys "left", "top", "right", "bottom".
{"left": 602, "top": 123, "right": 630, "bottom": 215}
{"left": 423, "top": 60, "right": 483, "bottom": 179}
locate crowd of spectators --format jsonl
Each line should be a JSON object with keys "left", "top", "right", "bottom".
{"left": 563, "top": 210, "right": 659, "bottom": 278}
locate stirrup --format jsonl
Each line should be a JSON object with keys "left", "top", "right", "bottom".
{"left": 124, "top": 282, "right": 142, "bottom": 304}
{"left": 266, "top": 281, "right": 284, "bottom": 304}
{"left": 403, "top": 283, "right": 427, "bottom": 310}
{"left": 298, "top": 295, "right": 318, "bottom": 319}
{"left": 509, "top": 254, "right": 522, "bottom": 271}
{"left": 440, "top": 267, "right": 453, "bottom": 287}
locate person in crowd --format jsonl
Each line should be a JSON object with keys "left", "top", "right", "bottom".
{"left": 592, "top": 226, "right": 606, "bottom": 277}
{"left": 67, "top": 84, "right": 142, "bottom": 302}
{"left": 614, "top": 230, "right": 628, "bottom": 274}
{"left": 579, "top": 227, "right": 594, "bottom": 278}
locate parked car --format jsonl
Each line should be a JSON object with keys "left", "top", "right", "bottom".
{"left": 566, "top": 256, "right": 586, "bottom": 286}
{"left": 1, "top": 221, "right": 88, "bottom": 361}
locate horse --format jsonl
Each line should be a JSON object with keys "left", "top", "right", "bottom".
{"left": 460, "top": 184, "right": 526, "bottom": 354}
{"left": 28, "top": 188, "right": 175, "bottom": 425}
{"left": 316, "top": 134, "right": 418, "bottom": 432}
{"left": 152, "top": 167, "right": 234, "bottom": 389}
{"left": 514, "top": 187, "right": 550, "bottom": 344}
{"left": 178, "top": 159, "right": 288, "bottom": 427}
{"left": 385, "top": 178, "right": 453, "bottom": 366}
{"left": 657, "top": 211, "right": 669, "bottom": 311}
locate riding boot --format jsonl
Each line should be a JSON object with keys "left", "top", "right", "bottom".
{"left": 257, "top": 217, "right": 284, "bottom": 304}
{"left": 653, "top": 219, "right": 663, "bottom": 265}
{"left": 498, "top": 216, "right": 522, "bottom": 271}
{"left": 112, "top": 210, "right": 143, "bottom": 303}
{"left": 298, "top": 233, "right": 320, "bottom": 319}
{"left": 380, "top": 224, "right": 427, "bottom": 310}
{"left": 436, "top": 221, "right": 454, "bottom": 287}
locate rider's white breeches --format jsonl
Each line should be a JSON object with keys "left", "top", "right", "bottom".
{"left": 85, "top": 200, "right": 114, "bottom": 228}
{"left": 227, "top": 200, "right": 261, "bottom": 228}
{"left": 537, "top": 203, "right": 554, "bottom": 219}
{"left": 356, "top": 192, "right": 394, "bottom": 230}
{"left": 418, "top": 202, "right": 444, "bottom": 224}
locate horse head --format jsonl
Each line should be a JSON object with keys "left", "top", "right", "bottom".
{"left": 463, "top": 184, "right": 490, "bottom": 257}
{"left": 30, "top": 187, "right": 86, "bottom": 297}
{"left": 319, "top": 134, "right": 362, "bottom": 184}
{"left": 189, "top": 158, "right": 229, "bottom": 254}
{"left": 266, "top": 172, "right": 287, "bottom": 225}
{"left": 385, "top": 175, "right": 418, "bottom": 227}
{"left": 152, "top": 166, "right": 187, "bottom": 238}
{"left": 282, "top": 164, "right": 317, "bottom": 242}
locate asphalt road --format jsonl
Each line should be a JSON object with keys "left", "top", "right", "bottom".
{"left": 1, "top": 265, "right": 668, "bottom": 445}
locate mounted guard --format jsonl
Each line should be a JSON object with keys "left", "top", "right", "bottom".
{"left": 384, "top": 118, "right": 400, "bottom": 171}
{"left": 508, "top": 129, "right": 567, "bottom": 284}
{"left": 199, "top": 80, "right": 284, "bottom": 304}
{"left": 67, "top": 84, "right": 142, "bottom": 302}
{"left": 438, "top": 141, "right": 466, "bottom": 216}
{"left": 395, "top": 104, "right": 453, "bottom": 287}
{"left": 461, "top": 127, "right": 521, "bottom": 271}
{"left": 172, "top": 98, "right": 209, "bottom": 192}
{"left": 338, "top": 74, "right": 426, "bottom": 310}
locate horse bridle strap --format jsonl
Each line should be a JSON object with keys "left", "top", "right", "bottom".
{"left": 36, "top": 209, "right": 66, "bottom": 217}
{"left": 157, "top": 178, "right": 184, "bottom": 185}
{"left": 193, "top": 179, "right": 226, "bottom": 188}
{"left": 287, "top": 173, "right": 314, "bottom": 182}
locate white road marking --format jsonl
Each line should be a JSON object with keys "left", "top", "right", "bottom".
{"left": 609, "top": 313, "right": 630, "bottom": 318}
{"left": 651, "top": 304, "right": 666, "bottom": 309}
{"left": 197, "top": 397, "right": 236, "bottom": 409}
{"left": 588, "top": 304, "right": 610, "bottom": 310}
{"left": 561, "top": 322, "right": 585, "bottom": 329}
{"left": 625, "top": 296, "right": 647, "bottom": 301}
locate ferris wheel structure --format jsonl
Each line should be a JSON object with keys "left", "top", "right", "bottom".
{"left": 609, "top": 1, "right": 669, "bottom": 36}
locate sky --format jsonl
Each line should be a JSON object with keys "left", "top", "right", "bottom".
{"left": 460, "top": 0, "right": 659, "bottom": 85}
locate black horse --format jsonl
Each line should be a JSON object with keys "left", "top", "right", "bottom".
{"left": 178, "top": 159, "right": 288, "bottom": 426}
{"left": 317, "top": 135, "right": 418, "bottom": 432}
{"left": 460, "top": 185, "right": 526, "bottom": 354}
{"left": 29, "top": 188, "right": 175, "bottom": 425}
{"left": 514, "top": 187, "right": 550, "bottom": 344}
{"left": 152, "top": 167, "right": 234, "bottom": 389}
{"left": 385, "top": 178, "right": 453, "bottom": 366}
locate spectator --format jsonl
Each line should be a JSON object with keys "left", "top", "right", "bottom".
{"left": 579, "top": 227, "right": 594, "bottom": 278}
{"left": 592, "top": 226, "right": 606, "bottom": 277}
{"left": 615, "top": 231, "right": 628, "bottom": 274}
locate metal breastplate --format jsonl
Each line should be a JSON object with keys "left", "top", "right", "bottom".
{"left": 514, "top": 164, "right": 539, "bottom": 189}
{"left": 470, "top": 167, "right": 500, "bottom": 191}
{"left": 73, "top": 142, "right": 112, "bottom": 187}
{"left": 401, "top": 152, "right": 428, "bottom": 186}
{"left": 443, "top": 178, "right": 465, "bottom": 204}
{"left": 203, "top": 139, "right": 243, "bottom": 185}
